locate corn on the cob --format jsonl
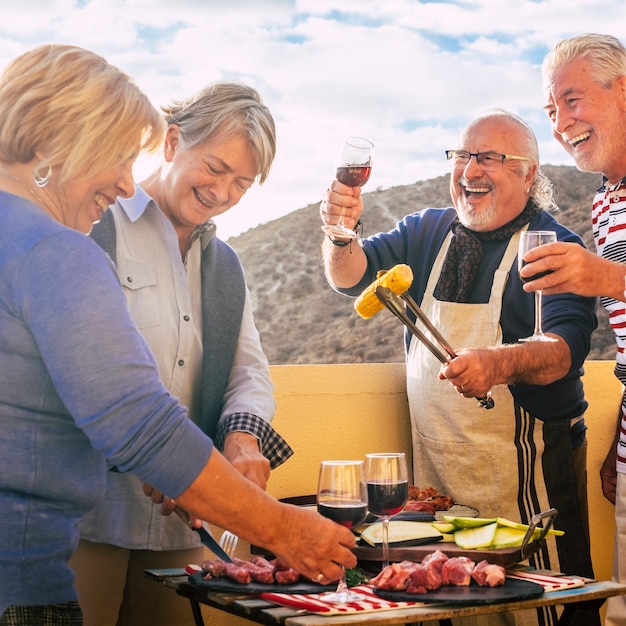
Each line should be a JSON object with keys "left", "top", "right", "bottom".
{"left": 354, "top": 264, "right": 414, "bottom": 319}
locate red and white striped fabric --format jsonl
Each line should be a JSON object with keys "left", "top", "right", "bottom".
{"left": 261, "top": 584, "right": 424, "bottom": 614}
{"left": 505, "top": 570, "right": 585, "bottom": 592}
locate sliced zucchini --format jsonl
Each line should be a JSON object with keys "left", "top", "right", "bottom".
{"left": 454, "top": 522, "right": 498, "bottom": 549}
{"left": 496, "top": 517, "right": 565, "bottom": 538}
{"left": 360, "top": 520, "right": 443, "bottom": 547}
{"left": 442, "top": 515, "right": 497, "bottom": 529}
{"left": 431, "top": 521, "right": 456, "bottom": 534}
{"left": 490, "top": 526, "right": 530, "bottom": 549}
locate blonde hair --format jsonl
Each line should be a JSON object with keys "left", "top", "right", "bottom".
{"left": 0, "top": 44, "right": 164, "bottom": 183}
{"left": 162, "top": 81, "right": 276, "bottom": 184}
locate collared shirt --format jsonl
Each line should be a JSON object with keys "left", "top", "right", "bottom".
{"left": 592, "top": 177, "right": 626, "bottom": 474}
{"left": 112, "top": 186, "right": 291, "bottom": 464}
{"left": 78, "top": 186, "right": 291, "bottom": 550}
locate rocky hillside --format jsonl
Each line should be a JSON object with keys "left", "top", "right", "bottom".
{"left": 227, "top": 165, "right": 615, "bottom": 364}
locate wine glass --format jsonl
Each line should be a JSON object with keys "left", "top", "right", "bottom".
{"left": 317, "top": 460, "right": 368, "bottom": 603}
{"left": 321, "top": 136, "right": 373, "bottom": 240}
{"left": 518, "top": 230, "right": 558, "bottom": 342}
{"left": 364, "top": 453, "right": 408, "bottom": 570}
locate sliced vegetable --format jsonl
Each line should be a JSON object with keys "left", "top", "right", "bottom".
{"left": 495, "top": 517, "right": 564, "bottom": 538}
{"left": 454, "top": 522, "right": 498, "bottom": 549}
{"left": 494, "top": 517, "right": 529, "bottom": 531}
{"left": 431, "top": 521, "right": 456, "bottom": 534}
{"left": 359, "top": 514, "right": 565, "bottom": 551}
{"left": 490, "top": 526, "right": 529, "bottom": 549}
{"left": 360, "top": 520, "right": 442, "bottom": 547}
{"left": 442, "top": 516, "right": 497, "bottom": 529}
{"left": 438, "top": 516, "right": 566, "bottom": 550}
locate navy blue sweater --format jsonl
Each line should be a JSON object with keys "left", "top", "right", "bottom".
{"left": 339, "top": 207, "right": 598, "bottom": 438}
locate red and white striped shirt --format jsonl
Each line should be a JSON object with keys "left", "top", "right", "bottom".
{"left": 592, "top": 178, "right": 626, "bottom": 473}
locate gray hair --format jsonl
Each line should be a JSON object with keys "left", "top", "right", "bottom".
{"left": 542, "top": 33, "right": 626, "bottom": 89}
{"left": 162, "top": 81, "right": 276, "bottom": 184}
{"left": 470, "top": 109, "right": 557, "bottom": 212}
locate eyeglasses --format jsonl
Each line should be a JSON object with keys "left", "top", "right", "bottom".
{"left": 445, "top": 150, "right": 531, "bottom": 169}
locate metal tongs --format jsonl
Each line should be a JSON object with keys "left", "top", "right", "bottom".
{"left": 519, "top": 508, "right": 559, "bottom": 558}
{"left": 374, "top": 286, "right": 494, "bottom": 409}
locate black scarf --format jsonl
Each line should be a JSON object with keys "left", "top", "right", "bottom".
{"left": 433, "top": 201, "right": 537, "bottom": 302}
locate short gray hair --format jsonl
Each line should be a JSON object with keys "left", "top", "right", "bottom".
{"left": 542, "top": 33, "right": 626, "bottom": 90}
{"left": 162, "top": 81, "right": 276, "bottom": 184}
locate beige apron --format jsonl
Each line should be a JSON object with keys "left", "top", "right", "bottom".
{"left": 406, "top": 230, "right": 559, "bottom": 626}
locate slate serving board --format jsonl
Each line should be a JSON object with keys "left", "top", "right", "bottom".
{"left": 373, "top": 578, "right": 544, "bottom": 604}
{"left": 187, "top": 571, "right": 335, "bottom": 595}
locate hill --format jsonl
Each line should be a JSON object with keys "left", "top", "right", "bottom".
{"left": 227, "top": 165, "right": 615, "bottom": 364}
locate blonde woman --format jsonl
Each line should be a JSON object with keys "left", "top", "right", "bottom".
{"left": 0, "top": 46, "right": 356, "bottom": 626}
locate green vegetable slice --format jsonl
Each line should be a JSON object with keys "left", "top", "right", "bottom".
{"left": 442, "top": 516, "right": 497, "bottom": 529}
{"left": 360, "top": 520, "right": 442, "bottom": 547}
{"left": 496, "top": 517, "right": 564, "bottom": 537}
{"left": 454, "top": 522, "right": 498, "bottom": 549}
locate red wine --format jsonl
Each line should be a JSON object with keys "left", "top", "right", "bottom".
{"left": 336, "top": 166, "right": 371, "bottom": 187}
{"left": 367, "top": 481, "right": 408, "bottom": 517}
{"left": 318, "top": 502, "right": 368, "bottom": 528}
{"left": 519, "top": 263, "right": 553, "bottom": 284}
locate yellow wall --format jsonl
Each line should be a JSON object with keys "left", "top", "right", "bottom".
{"left": 199, "top": 361, "right": 622, "bottom": 625}
{"left": 582, "top": 361, "right": 622, "bottom": 584}
{"left": 266, "top": 363, "right": 413, "bottom": 498}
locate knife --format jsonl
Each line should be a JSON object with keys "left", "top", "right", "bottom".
{"left": 174, "top": 506, "right": 234, "bottom": 563}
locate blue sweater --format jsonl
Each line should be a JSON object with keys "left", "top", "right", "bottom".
{"left": 340, "top": 207, "right": 597, "bottom": 427}
{"left": 0, "top": 192, "right": 213, "bottom": 612}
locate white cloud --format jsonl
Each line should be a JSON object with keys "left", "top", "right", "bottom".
{"left": 0, "top": 0, "right": 623, "bottom": 238}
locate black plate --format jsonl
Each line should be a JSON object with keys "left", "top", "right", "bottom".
{"left": 373, "top": 578, "right": 544, "bottom": 605}
{"left": 187, "top": 571, "right": 336, "bottom": 594}
{"left": 363, "top": 511, "right": 436, "bottom": 524}
{"left": 392, "top": 511, "right": 436, "bottom": 522}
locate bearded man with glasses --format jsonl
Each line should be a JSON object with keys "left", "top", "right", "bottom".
{"left": 320, "top": 109, "right": 599, "bottom": 626}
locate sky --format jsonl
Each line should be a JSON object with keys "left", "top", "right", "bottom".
{"left": 0, "top": 1, "right": 624, "bottom": 239}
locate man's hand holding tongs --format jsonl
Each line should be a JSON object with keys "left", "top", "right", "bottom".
{"left": 437, "top": 347, "right": 498, "bottom": 402}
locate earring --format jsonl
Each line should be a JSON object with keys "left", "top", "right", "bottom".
{"left": 525, "top": 188, "right": 530, "bottom": 193}
{"left": 33, "top": 165, "right": 52, "bottom": 188}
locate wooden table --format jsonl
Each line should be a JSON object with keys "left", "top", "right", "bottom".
{"left": 156, "top": 573, "right": 626, "bottom": 626}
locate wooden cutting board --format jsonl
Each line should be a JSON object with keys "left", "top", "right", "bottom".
{"left": 354, "top": 539, "right": 542, "bottom": 567}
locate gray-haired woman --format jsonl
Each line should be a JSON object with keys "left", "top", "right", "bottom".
{"left": 72, "top": 80, "right": 293, "bottom": 626}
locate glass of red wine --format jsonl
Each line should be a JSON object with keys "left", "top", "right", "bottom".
{"left": 317, "top": 460, "right": 368, "bottom": 602}
{"left": 518, "top": 230, "right": 558, "bottom": 342}
{"left": 322, "top": 136, "right": 373, "bottom": 241}
{"left": 364, "top": 452, "right": 408, "bottom": 570}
